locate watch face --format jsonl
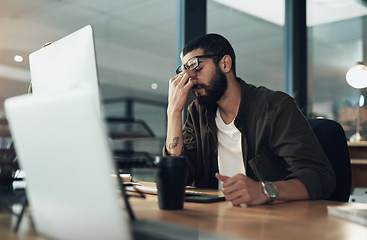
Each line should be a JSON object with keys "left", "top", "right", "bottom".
{"left": 263, "top": 182, "right": 278, "bottom": 200}
{"left": 265, "top": 183, "right": 277, "bottom": 195}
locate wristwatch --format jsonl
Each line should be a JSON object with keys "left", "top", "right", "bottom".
{"left": 261, "top": 182, "right": 278, "bottom": 203}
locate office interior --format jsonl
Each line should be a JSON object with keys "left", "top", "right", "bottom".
{"left": 0, "top": 1, "right": 367, "bottom": 185}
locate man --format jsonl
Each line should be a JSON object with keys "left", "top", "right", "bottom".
{"left": 164, "top": 33, "right": 336, "bottom": 206}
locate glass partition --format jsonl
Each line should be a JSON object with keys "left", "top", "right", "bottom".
{"left": 207, "top": 0, "right": 284, "bottom": 91}
{"left": 308, "top": 2, "right": 367, "bottom": 140}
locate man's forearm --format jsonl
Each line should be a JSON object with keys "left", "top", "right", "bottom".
{"left": 165, "top": 71, "right": 197, "bottom": 156}
{"left": 274, "top": 179, "right": 310, "bottom": 201}
{"left": 165, "top": 111, "right": 184, "bottom": 156}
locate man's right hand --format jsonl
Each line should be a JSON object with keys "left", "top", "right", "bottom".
{"left": 167, "top": 72, "right": 197, "bottom": 115}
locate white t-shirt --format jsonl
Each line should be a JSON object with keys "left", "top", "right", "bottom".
{"left": 215, "top": 108, "right": 246, "bottom": 189}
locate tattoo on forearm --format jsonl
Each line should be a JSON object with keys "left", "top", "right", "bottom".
{"left": 168, "top": 137, "right": 184, "bottom": 156}
{"left": 168, "top": 137, "right": 179, "bottom": 149}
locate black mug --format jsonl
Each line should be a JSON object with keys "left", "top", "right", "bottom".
{"left": 155, "top": 156, "right": 189, "bottom": 210}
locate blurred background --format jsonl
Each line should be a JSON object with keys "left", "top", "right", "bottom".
{"left": 1, "top": 0, "right": 367, "bottom": 164}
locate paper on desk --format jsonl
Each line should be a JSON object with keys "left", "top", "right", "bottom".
{"left": 327, "top": 205, "right": 367, "bottom": 226}
{"left": 111, "top": 173, "right": 132, "bottom": 182}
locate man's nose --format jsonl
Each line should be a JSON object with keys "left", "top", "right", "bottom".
{"left": 183, "top": 69, "right": 197, "bottom": 79}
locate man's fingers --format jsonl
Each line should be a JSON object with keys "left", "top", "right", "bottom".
{"left": 176, "top": 72, "right": 188, "bottom": 86}
{"left": 171, "top": 70, "right": 198, "bottom": 90}
{"left": 170, "top": 71, "right": 186, "bottom": 82}
{"left": 215, "top": 173, "right": 229, "bottom": 182}
{"left": 221, "top": 174, "right": 247, "bottom": 188}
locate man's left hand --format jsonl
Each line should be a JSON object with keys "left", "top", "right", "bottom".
{"left": 215, "top": 173, "right": 268, "bottom": 206}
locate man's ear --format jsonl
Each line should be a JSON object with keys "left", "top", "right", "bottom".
{"left": 220, "top": 55, "right": 232, "bottom": 73}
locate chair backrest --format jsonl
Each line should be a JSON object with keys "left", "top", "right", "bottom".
{"left": 308, "top": 119, "right": 351, "bottom": 202}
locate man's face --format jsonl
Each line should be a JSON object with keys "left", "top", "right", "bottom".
{"left": 181, "top": 49, "right": 228, "bottom": 109}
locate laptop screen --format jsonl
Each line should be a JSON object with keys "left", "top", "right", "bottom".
{"left": 29, "top": 25, "right": 101, "bottom": 115}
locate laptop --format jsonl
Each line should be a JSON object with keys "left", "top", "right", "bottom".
{"left": 5, "top": 88, "right": 132, "bottom": 240}
{"left": 5, "top": 88, "right": 235, "bottom": 240}
{"left": 29, "top": 25, "right": 101, "bottom": 115}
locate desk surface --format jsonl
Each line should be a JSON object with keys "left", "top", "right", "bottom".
{"left": 0, "top": 183, "right": 367, "bottom": 240}
{"left": 131, "top": 184, "right": 367, "bottom": 240}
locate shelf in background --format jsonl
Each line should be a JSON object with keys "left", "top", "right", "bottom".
{"left": 348, "top": 142, "right": 367, "bottom": 192}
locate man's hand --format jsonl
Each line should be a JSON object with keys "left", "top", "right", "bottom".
{"left": 167, "top": 72, "right": 197, "bottom": 115}
{"left": 216, "top": 173, "right": 268, "bottom": 206}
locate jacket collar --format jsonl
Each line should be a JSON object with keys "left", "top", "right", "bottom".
{"left": 204, "top": 77, "right": 251, "bottom": 128}
{"left": 236, "top": 78, "right": 251, "bottom": 123}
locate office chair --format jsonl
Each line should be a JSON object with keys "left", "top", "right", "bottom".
{"left": 308, "top": 119, "right": 351, "bottom": 202}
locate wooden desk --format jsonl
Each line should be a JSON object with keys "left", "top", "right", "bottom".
{"left": 348, "top": 141, "right": 367, "bottom": 191}
{"left": 130, "top": 191, "right": 367, "bottom": 239}
{"left": 0, "top": 185, "right": 366, "bottom": 240}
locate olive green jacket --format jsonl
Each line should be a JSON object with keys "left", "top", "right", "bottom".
{"left": 169, "top": 78, "right": 336, "bottom": 200}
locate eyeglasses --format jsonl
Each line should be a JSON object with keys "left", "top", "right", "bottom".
{"left": 175, "top": 54, "right": 223, "bottom": 74}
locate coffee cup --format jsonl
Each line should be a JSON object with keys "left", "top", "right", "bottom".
{"left": 155, "top": 156, "right": 189, "bottom": 210}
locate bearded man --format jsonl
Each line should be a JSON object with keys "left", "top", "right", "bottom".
{"left": 164, "top": 33, "right": 336, "bottom": 206}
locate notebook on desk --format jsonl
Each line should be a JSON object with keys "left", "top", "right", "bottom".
{"left": 5, "top": 88, "right": 234, "bottom": 240}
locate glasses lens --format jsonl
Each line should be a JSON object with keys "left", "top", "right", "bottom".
{"left": 176, "top": 65, "right": 184, "bottom": 74}
{"left": 186, "top": 57, "right": 199, "bottom": 71}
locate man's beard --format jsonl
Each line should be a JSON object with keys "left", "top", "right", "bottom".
{"left": 192, "top": 65, "right": 228, "bottom": 109}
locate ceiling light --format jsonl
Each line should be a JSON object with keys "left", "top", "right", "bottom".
{"left": 14, "top": 55, "right": 23, "bottom": 63}
{"left": 151, "top": 83, "right": 158, "bottom": 89}
{"left": 346, "top": 63, "right": 367, "bottom": 89}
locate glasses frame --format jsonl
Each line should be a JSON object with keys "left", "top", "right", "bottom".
{"left": 176, "top": 54, "right": 224, "bottom": 74}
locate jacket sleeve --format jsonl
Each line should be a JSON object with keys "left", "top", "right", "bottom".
{"left": 267, "top": 97, "right": 336, "bottom": 200}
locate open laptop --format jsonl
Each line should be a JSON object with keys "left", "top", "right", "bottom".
{"left": 5, "top": 88, "right": 132, "bottom": 240}
{"left": 29, "top": 25, "right": 101, "bottom": 115}
{"left": 5, "top": 88, "right": 235, "bottom": 240}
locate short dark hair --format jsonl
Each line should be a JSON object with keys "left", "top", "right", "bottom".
{"left": 182, "top": 33, "right": 236, "bottom": 76}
